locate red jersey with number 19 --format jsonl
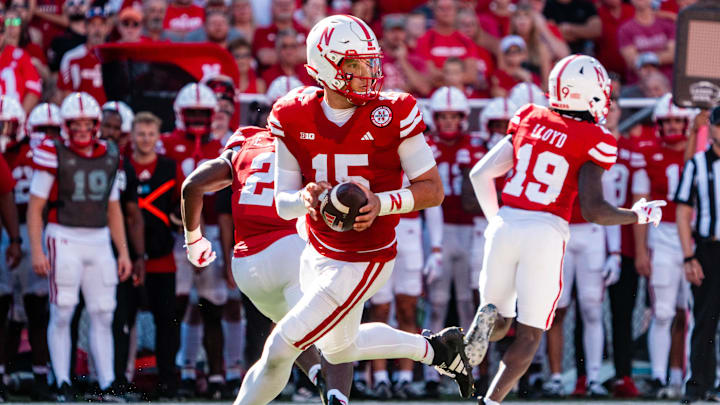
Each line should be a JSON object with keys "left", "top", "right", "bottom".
{"left": 269, "top": 89, "right": 427, "bottom": 262}
{"left": 226, "top": 127, "right": 297, "bottom": 258}
{"left": 501, "top": 104, "right": 618, "bottom": 221}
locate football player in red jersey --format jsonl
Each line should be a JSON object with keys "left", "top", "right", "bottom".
{"left": 466, "top": 55, "right": 666, "bottom": 405}
{"left": 26, "top": 103, "right": 62, "bottom": 150}
{"left": 632, "top": 93, "right": 695, "bottom": 400}
{"left": 160, "top": 82, "right": 228, "bottom": 399}
{"left": 0, "top": 96, "right": 55, "bottom": 400}
{"left": 26, "top": 92, "right": 132, "bottom": 402}
{"left": 183, "top": 119, "right": 357, "bottom": 405}
{"left": 198, "top": 15, "right": 474, "bottom": 405}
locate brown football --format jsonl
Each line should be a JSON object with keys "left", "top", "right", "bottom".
{"left": 320, "top": 182, "right": 368, "bottom": 232}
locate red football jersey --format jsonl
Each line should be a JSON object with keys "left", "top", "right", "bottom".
{"left": 226, "top": 127, "right": 297, "bottom": 257}
{"left": 0, "top": 153, "right": 15, "bottom": 195}
{"left": 0, "top": 45, "right": 41, "bottom": 101}
{"left": 3, "top": 142, "right": 33, "bottom": 222}
{"left": 428, "top": 133, "right": 487, "bottom": 224}
{"left": 163, "top": 4, "right": 205, "bottom": 33}
{"left": 160, "top": 130, "right": 224, "bottom": 224}
{"left": 269, "top": 89, "right": 426, "bottom": 262}
{"left": 501, "top": 104, "right": 618, "bottom": 221}
{"left": 634, "top": 145, "right": 684, "bottom": 223}
{"left": 58, "top": 45, "right": 106, "bottom": 105}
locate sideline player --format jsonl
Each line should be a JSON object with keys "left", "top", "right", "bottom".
{"left": 633, "top": 93, "right": 694, "bottom": 399}
{"left": 182, "top": 124, "right": 353, "bottom": 405}
{"left": 26, "top": 103, "right": 62, "bottom": 149}
{"left": 466, "top": 55, "right": 666, "bottom": 405}
{"left": 210, "top": 15, "right": 474, "bottom": 405}
{"left": 27, "top": 92, "right": 132, "bottom": 401}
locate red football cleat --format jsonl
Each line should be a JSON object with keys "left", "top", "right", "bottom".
{"left": 613, "top": 376, "right": 640, "bottom": 398}
{"left": 571, "top": 375, "right": 587, "bottom": 397}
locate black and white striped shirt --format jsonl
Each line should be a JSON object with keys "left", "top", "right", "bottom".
{"left": 674, "top": 148, "right": 720, "bottom": 239}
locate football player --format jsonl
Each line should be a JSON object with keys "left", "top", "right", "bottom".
{"left": 27, "top": 92, "right": 132, "bottom": 401}
{"left": 0, "top": 96, "right": 55, "bottom": 400}
{"left": 201, "top": 15, "right": 473, "bottom": 405}
{"left": 161, "top": 82, "right": 227, "bottom": 399}
{"left": 466, "top": 55, "right": 666, "bottom": 405}
{"left": 26, "top": 103, "right": 62, "bottom": 150}
{"left": 632, "top": 93, "right": 695, "bottom": 399}
{"left": 100, "top": 101, "right": 134, "bottom": 156}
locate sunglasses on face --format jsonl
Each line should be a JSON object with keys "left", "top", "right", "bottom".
{"left": 233, "top": 52, "right": 251, "bottom": 59}
{"left": 121, "top": 19, "right": 140, "bottom": 27}
{"left": 5, "top": 17, "right": 21, "bottom": 26}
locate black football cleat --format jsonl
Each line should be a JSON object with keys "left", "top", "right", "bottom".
{"left": 465, "top": 304, "right": 498, "bottom": 367}
{"left": 423, "top": 327, "right": 475, "bottom": 398}
{"left": 316, "top": 373, "right": 328, "bottom": 405}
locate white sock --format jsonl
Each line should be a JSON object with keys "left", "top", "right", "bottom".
{"left": 180, "top": 322, "right": 203, "bottom": 374}
{"left": 323, "top": 323, "right": 434, "bottom": 365}
{"left": 327, "top": 389, "right": 348, "bottom": 404}
{"left": 484, "top": 397, "right": 501, "bottom": 405}
{"left": 551, "top": 373, "right": 562, "bottom": 381}
{"left": 208, "top": 374, "right": 224, "bottom": 383}
{"left": 669, "top": 368, "right": 683, "bottom": 386}
{"left": 373, "top": 370, "right": 390, "bottom": 386}
{"left": 397, "top": 370, "right": 413, "bottom": 384}
{"left": 223, "top": 321, "right": 244, "bottom": 375}
{"left": 580, "top": 302, "right": 603, "bottom": 383}
{"left": 87, "top": 310, "right": 115, "bottom": 390}
{"left": 308, "top": 364, "right": 321, "bottom": 385}
{"left": 649, "top": 317, "right": 672, "bottom": 384}
{"left": 48, "top": 304, "right": 75, "bottom": 387}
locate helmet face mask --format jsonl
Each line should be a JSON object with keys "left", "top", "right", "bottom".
{"left": 67, "top": 118, "right": 98, "bottom": 148}
{"left": 332, "top": 55, "right": 383, "bottom": 105}
{"left": 658, "top": 117, "right": 688, "bottom": 145}
{"left": 653, "top": 93, "right": 696, "bottom": 145}
{"left": 182, "top": 108, "right": 213, "bottom": 137}
{"left": 173, "top": 83, "right": 218, "bottom": 137}
{"left": 434, "top": 111, "right": 464, "bottom": 140}
{"left": 60, "top": 92, "right": 102, "bottom": 148}
{"left": 0, "top": 120, "right": 20, "bottom": 153}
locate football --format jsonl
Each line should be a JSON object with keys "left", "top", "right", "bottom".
{"left": 319, "top": 182, "right": 368, "bottom": 232}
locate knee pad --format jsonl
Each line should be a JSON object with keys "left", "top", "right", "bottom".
{"left": 199, "top": 298, "right": 223, "bottom": 325}
{"left": 321, "top": 343, "right": 356, "bottom": 365}
{"left": 50, "top": 305, "right": 76, "bottom": 328}
{"left": 264, "top": 331, "right": 300, "bottom": 370}
{"left": 87, "top": 309, "right": 114, "bottom": 327}
{"left": 580, "top": 302, "right": 603, "bottom": 325}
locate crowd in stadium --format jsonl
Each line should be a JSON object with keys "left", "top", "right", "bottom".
{"left": 0, "top": 0, "right": 715, "bottom": 402}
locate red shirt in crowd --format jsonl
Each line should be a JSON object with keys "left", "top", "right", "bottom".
{"left": 163, "top": 3, "right": 205, "bottom": 34}
{"left": 478, "top": 11, "right": 511, "bottom": 38}
{"left": 492, "top": 69, "right": 541, "bottom": 94}
{"left": 29, "top": 0, "right": 64, "bottom": 51}
{"left": 415, "top": 29, "right": 479, "bottom": 68}
{"left": 241, "top": 68, "right": 263, "bottom": 94}
{"left": 0, "top": 45, "right": 41, "bottom": 101}
{"left": 617, "top": 16, "right": 676, "bottom": 83}
{"left": 261, "top": 64, "right": 314, "bottom": 87}
{"left": 58, "top": 44, "right": 106, "bottom": 105}
{"left": 382, "top": 52, "right": 427, "bottom": 94}
{"left": 595, "top": 3, "right": 635, "bottom": 77}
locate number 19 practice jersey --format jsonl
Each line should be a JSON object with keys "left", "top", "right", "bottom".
{"left": 501, "top": 104, "right": 618, "bottom": 221}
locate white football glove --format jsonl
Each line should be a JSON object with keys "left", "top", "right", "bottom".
{"left": 631, "top": 198, "right": 666, "bottom": 227}
{"left": 423, "top": 251, "right": 443, "bottom": 284}
{"left": 185, "top": 236, "right": 217, "bottom": 268}
{"left": 602, "top": 254, "right": 621, "bottom": 286}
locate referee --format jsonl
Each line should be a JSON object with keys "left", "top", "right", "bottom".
{"left": 675, "top": 106, "right": 720, "bottom": 404}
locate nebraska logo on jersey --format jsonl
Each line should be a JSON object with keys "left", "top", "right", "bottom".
{"left": 370, "top": 106, "right": 392, "bottom": 127}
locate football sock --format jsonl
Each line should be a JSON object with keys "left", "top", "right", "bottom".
{"left": 87, "top": 309, "right": 115, "bottom": 389}
{"left": 180, "top": 322, "right": 202, "bottom": 376}
{"left": 327, "top": 389, "right": 348, "bottom": 405}
{"left": 580, "top": 300, "right": 603, "bottom": 383}
{"left": 307, "top": 364, "right": 321, "bottom": 385}
{"left": 669, "top": 368, "right": 683, "bottom": 386}
{"left": 224, "top": 320, "right": 244, "bottom": 379}
{"left": 397, "top": 370, "right": 413, "bottom": 384}
{"left": 649, "top": 316, "right": 672, "bottom": 384}
{"left": 48, "top": 304, "right": 75, "bottom": 387}
{"left": 373, "top": 370, "right": 390, "bottom": 386}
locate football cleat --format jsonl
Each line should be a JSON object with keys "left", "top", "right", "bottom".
{"left": 423, "top": 327, "right": 475, "bottom": 398}
{"left": 464, "top": 304, "right": 498, "bottom": 367}
{"left": 587, "top": 380, "right": 609, "bottom": 398}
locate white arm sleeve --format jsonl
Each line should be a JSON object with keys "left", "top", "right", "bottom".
{"left": 601, "top": 171, "right": 621, "bottom": 253}
{"left": 109, "top": 175, "right": 120, "bottom": 202}
{"left": 274, "top": 138, "right": 307, "bottom": 220}
{"left": 469, "top": 135, "right": 514, "bottom": 219}
{"left": 424, "top": 205, "right": 444, "bottom": 247}
{"left": 29, "top": 170, "right": 55, "bottom": 199}
{"left": 631, "top": 169, "right": 650, "bottom": 195}
{"left": 398, "top": 134, "right": 436, "bottom": 180}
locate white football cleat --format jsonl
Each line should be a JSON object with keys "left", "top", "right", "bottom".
{"left": 464, "top": 304, "right": 498, "bottom": 367}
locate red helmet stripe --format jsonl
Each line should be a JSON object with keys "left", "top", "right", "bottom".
{"left": 78, "top": 94, "right": 84, "bottom": 114}
{"left": 555, "top": 55, "right": 580, "bottom": 101}
{"left": 47, "top": 104, "right": 51, "bottom": 121}
{"left": 344, "top": 15, "right": 376, "bottom": 50}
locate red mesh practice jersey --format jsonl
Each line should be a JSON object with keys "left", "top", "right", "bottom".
{"left": 0, "top": 45, "right": 41, "bottom": 100}
{"left": 3, "top": 142, "right": 33, "bottom": 221}
{"left": 58, "top": 45, "right": 106, "bottom": 105}
{"left": 636, "top": 145, "right": 684, "bottom": 223}
{"left": 269, "top": 89, "right": 426, "bottom": 262}
{"left": 225, "top": 127, "right": 297, "bottom": 258}
{"left": 428, "top": 134, "right": 487, "bottom": 224}
{"left": 159, "top": 130, "right": 223, "bottom": 224}
{"left": 501, "top": 104, "right": 618, "bottom": 221}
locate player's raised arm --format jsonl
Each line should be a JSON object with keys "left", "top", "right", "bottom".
{"left": 469, "top": 135, "right": 515, "bottom": 219}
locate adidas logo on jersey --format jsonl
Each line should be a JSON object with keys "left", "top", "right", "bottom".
{"left": 361, "top": 132, "right": 374, "bottom": 141}
{"left": 300, "top": 132, "right": 315, "bottom": 140}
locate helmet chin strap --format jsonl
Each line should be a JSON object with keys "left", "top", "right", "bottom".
{"left": 661, "top": 133, "right": 687, "bottom": 145}
{"left": 437, "top": 130, "right": 461, "bottom": 141}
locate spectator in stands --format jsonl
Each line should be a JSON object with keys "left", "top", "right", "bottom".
{"left": 4, "top": 7, "right": 50, "bottom": 84}
{"left": 621, "top": 66, "right": 670, "bottom": 99}
{"left": 404, "top": 10, "right": 426, "bottom": 50}
{"left": 543, "top": 0, "right": 601, "bottom": 54}
{"left": 205, "top": 0, "right": 227, "bottom": 14}
{"left": 490, "top": 35, "right": 540, "bottom": 97}
{"left": 350, "top": 0, "right": 381, "bottom": 33}
{"left": 379, "top": 14, "right": 431, "bottom": 96}
{"left": 184, "top": 10, "right": 242, "bottom": 47}
{"left": 228, "top": 37, "right": 265, "bottom": 93}
{"left": 142, "top": 0, "right": 169, "bottom": 41}
{"left": 441, "top": 56, "right": 487, "bottom": 98}
{"left": 129, "top": 112, "right": 181, "bottom": 400}
{"left": 252, "top": 0, "right": 307, "bottom": 69}
{"left": 0, "top": 15, "right": 40, "bottom": 113}
{"left": 618, "top": 0, "right": 675, "bottom": 84}
{"left": 29, "top": 0, "right": 65, "bottom": 52}
{"left": 417, "top": 0, "right": 480, "bottom": 88}
{"left": 260, "top": 28, "right": 313, "bottom": 86}
{"left": 595, "top": 0, "right": 635, "bottom": 80}
{"left": 456, "top": 8, "right": 495, "bottom": 93}
{"left": 294, "top": 0, "right": 327, "bottom": 30}
{"left": 230, "top": 0, "right": 254, "bottom": 42}
{"left": 116, "top": 8, "right": 144, "bottom": 43}
{"left": 58, "top": 7, "right": 109, "bottom": 104}
{"left": 523, "top": 0, "right": 570, "bottom": 61}
{"left": 47, "top": 0, "right": 88, "bottom": 73}
{"left": 510, "top": 3, "right": 553, "bottom": 87}
{"left": 163, "top": 0, "right": 205, "bottom": 40}
{"left": 478, "top": 0, "right": 513, "bottom": 40}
